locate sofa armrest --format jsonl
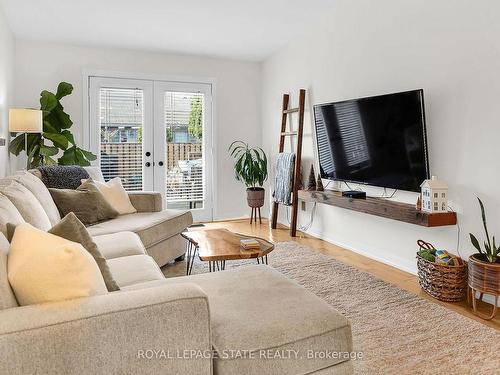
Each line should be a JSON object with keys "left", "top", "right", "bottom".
{"left": 128, "top": 191, "right": 163, "bottom": 212}
{"left": 0, "top": 284, "right": 211, "bottom": 375}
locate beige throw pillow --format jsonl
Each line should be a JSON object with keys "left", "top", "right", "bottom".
{"left": 0, "top": 181, "right": 52, "bottom": 231}
{"left": 90, "top": 177, "right": 137, "bottom": 215}
{"left": 49, "top": 213, "right": 120, "bottom": 292}
{"left": 8, "top": 223, "right": 107, "bottom": 305}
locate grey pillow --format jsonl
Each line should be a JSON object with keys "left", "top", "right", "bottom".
{"left": 48, "top": 213, "right": 120, "bottom": 292}
{"left": 49, "top": 179, "right": 119, "bottom": 225}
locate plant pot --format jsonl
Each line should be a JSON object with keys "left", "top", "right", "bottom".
{"left": 468, "top": 254, "right": 500, "bottom": 320}
{"left": 247, "top": 187, "right": 265, "bottom": 208}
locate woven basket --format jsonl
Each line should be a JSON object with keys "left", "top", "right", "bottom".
{"left": 416, "top": 255, "right": 468, "bottom": 302}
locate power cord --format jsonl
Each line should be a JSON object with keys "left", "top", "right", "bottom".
{"left": 285, "top": 201, "right": 317, "bottom": 232}
{"left": 381, "top": 187, "right": 398, "bottom": 199}
{"left": 448, "top": 205, "right": 462, "bottom": 259}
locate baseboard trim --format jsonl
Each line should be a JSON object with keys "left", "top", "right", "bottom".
{"left": 289, "top": 222, "right": 500, "bottom": 308}
{"left": 304, "top": 227, "right": 418, "bottom": 276}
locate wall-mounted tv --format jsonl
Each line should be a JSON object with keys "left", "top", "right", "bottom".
{"left": 313, "top": 89, "right": 429, "bottom": 192}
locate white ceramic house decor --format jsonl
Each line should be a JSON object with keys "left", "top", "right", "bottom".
{"left": 420, "top": 176, "right": 448, "bottom": 213}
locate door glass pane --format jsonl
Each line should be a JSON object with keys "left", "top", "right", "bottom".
{"left": 99, "top": 87, "right": 143, "bottom": 190}
{"left": 164, "top": 91, "right": 204, "bottom": 209}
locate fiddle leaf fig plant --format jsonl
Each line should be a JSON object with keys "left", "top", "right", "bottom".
{"left": 9, "top": 81, "right": 96, "bottom": 168}
{"left": 228, "top": 141, "right": 268, "bottom": 189}
{"left": 470, "top": 197, "right": 500, "bottom": 263}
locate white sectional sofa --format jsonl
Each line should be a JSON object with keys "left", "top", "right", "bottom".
{"left": 0, "top": 169, "right": 354, "bottom": 374}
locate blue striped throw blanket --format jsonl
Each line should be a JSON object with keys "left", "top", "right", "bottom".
{"left": 273, "top": 152, "right": 295, "bottom": 205}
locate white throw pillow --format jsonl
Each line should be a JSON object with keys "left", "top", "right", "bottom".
{"left": 90, "top": 177, "right": 137, "bottom": 215}
{"left": 8, "top": 223, "right": 107, "bottom": 305}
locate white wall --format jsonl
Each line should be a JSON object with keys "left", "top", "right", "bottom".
{"left": 262, "top": 0, "right": 500, "bottom": 273}
{"left": 14, "top": 40, "right": 261, "bottom": 220}
{"left": 0, "top": 7, "right": 14, "bottom": 177}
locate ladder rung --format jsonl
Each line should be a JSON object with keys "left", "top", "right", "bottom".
{"left": 283, "top": 108, "right": 299, "bottom": 114}
{"left": 281, "top": 131, "right": 298, "bottom": 137}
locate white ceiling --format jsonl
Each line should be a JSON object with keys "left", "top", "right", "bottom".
{"left": 0, "top": 0, "right": 335, "bottom": 61}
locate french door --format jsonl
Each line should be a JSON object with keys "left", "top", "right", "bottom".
{"left": 89, "top": 76, "right": 213, "bottom": 221}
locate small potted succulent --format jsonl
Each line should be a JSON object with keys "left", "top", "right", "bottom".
{"left": 228, "top": 141, "right": 268, "bottom": 210}
{"left": 469, "top": 197, "right": 500, "bottom": 319}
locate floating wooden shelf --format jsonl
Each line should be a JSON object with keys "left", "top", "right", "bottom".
{"left": 298, "top": 190, "right": 457, "bottom": 227}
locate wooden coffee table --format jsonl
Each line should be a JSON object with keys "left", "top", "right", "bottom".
{"left": 181, "top": 229, "right": 274, "bottom": 275}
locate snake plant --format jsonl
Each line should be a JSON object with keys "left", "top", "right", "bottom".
{"left": 228, "top": 141, "right": 267, "bottom": 189}
{"left": 470, "top": 197, "right": 499, "bottom": 263}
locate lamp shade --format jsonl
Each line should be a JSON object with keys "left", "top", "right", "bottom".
{"left": 9, "top": 108, "right": 43, "bottom": 133}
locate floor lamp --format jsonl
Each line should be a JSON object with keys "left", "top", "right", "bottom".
{"left": 9, "top": 108, "right": 43, "bottom": 169}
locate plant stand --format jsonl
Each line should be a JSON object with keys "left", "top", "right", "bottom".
{"left": 250, "top": 207, "right": 262, "bottom": 224}
{"left": 468, "top": 254, "right": 500, "bottom": 320}
{"left": 468, "top": 288, "right": 498, "bottom": 320}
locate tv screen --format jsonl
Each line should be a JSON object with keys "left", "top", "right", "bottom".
{"left": 313, "top": 89, "right": 429, "bottom": 192}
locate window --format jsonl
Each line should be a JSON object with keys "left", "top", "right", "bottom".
{"left": 442, "top": 202, "right": 446, "bottom": 211}
{"left": 442, "top": 193, "right": 446, "bottom": 198}
{"left": 99, "top": 87, "right": 144, "bottom": 191}
{"left": 434, "top": 202, "right": 438, "bottom": 210}
{"left": 434, "top": 193, "right": 438, "bottom": 198}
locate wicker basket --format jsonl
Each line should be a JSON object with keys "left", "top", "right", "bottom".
{"left": 416, "top": 246, "right": 468, "bottom": 302}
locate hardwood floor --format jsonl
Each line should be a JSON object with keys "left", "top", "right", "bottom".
{"left": 199, "top": 218, "right": 500, "bottom": 330}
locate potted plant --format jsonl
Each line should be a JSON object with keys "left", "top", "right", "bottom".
{"left": 228, "top": 141, "right": 268, "bottom": 212}
{"left": 469, "top": 197, "right": 500, "bottom": 320}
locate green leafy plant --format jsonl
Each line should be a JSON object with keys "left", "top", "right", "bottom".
{"left": 9, "top": 82, "right": 96, "bottom": 168}
{"left": 470, "top": 197, "right": 500, "bottom": 263}
{"left": 188, "top": 96, "right": 203, "bottom": 141}
{"left": 228, "top": 141, "right": 267, "bottom": 189}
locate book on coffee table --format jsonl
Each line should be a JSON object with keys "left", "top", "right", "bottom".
{"left": 240, "top": 238, "right": 260, "bottom": 250}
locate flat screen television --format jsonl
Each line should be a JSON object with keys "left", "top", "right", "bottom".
{"left": 313, "top": 89, "right": 429, "bottom": 192}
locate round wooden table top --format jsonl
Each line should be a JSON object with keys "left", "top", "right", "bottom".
{"left": 181, "top": 228, "right": 274, "bottom": 261}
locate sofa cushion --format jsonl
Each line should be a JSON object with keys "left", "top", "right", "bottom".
{"left": 8, "top": 224, "right": 108, "bottom": 306}
{"left": 92, "top": 232, "right": 146, "bottom": 260}
{"left": 87, "top": 210, "right": 193, "bottom": 248}
{"left": 154, "top": 265, "right": 353, "bottom": 375}
{"left": 107, "top": 255, "right": 164, "bottom": 288}
{"left": 0, "top": 233, "right": 18, "bottom": 310}
{"left": 0, "top": 193, "right": 25, "bottom": 238}
{"left": 49, "top": 213, "right": 120, "bottom": 292}
{"left": 90, "top": 177, "right": 137, "bottom": 215}
{"left": 0, "top": 181, "right": 51, "bottom": 231}
{"left": 49, "top": 179, "right": 119, "bottom": 225}
{"left": 10, "top": 171, "right": 61, "bottom": 226}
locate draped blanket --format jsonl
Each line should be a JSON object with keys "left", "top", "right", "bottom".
{"left": 273, "top": 152, "right": 295, "bottom": 205}
{"left": 38, "top": 165, "right": 90, "bottom": 190}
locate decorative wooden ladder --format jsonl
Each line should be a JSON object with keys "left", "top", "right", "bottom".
{"left": 271, "top": 89, "right": 306, "bottom": 237}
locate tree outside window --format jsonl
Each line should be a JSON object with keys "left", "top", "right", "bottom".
{"left": 188, "top": 96, "right": 203, "bottom": 141}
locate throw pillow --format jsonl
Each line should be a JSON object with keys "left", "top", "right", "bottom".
{"left": 49, "top": 179, "right": 119, "bottom": 225}
{"left": 0, "top": 193, "right": 25, "bottom": 238}
{"left": 49, "top": 213, "right": 119, "bottom": 292}
{"left": 8, "top": 223, "right": 107, "bottom": 305}
{"left": 0, "top": 181, "right": 52, "bottom": 231}
{"left": 90, "top": 177, "right": 137, "bottom": 215}
{"left": 38, "top": 165, "right": 90, "bottom": 189}
{"left": 11, "top": 170, "right": 62, "bottom": 226}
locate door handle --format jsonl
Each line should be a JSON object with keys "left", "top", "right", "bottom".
{"left": 145, "top": 162, "right": 151, "bottom": 167}
{"left": 158, "top": 161, "right": 164, "bottom": 166}
{"left": 145, "top": 151, "right": 151, "bottom": 157}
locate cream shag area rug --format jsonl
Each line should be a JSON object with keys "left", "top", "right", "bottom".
{"left": 162, "top": 241, "right": 500, "bottom": 374}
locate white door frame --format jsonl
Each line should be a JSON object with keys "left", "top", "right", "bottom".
{"left": 83, "top": 70, "right": 217, "bottom": 221}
